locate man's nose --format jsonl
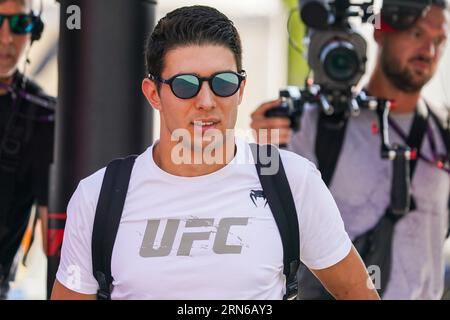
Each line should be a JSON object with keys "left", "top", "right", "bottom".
{"left": 194, "top": 81, "right": 215, "bottom": 110}
{"left": 0, "top": 19, "right": 13, "bottom": 45}
{"left": 420, "top": 39, "right": 436, "bottom": 59}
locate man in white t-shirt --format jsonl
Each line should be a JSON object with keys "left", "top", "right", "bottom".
{"left": 50, "top": 5, "right": 379, "bottom": 300}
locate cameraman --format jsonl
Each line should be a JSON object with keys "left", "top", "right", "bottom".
{"left": 251, "top": 1, "right": 450, "bottom": 299}
{"left": 0, "top": 0, "right": 54, "bottom": 299}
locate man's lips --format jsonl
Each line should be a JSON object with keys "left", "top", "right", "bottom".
{"left": 191, "top": 119, "right": 221, "bottom": 132}
{"left": 0, "top": 53, "right": 14, "bottom": 62}
{"left": 409, "top": 58, "right": 431, "bottom": 71}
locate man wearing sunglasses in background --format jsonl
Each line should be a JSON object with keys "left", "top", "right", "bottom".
{"left": 251, "top": 0, "right": 450, "bottom": 299}
{"left": 0, "top": 0, "right": 54, "bottom": 299}
{"left": 51, "top": 5, "right": 379, "bottom": 300}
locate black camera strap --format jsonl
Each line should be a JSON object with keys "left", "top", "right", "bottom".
{"left": 315, "top": 112, "right": 350, "bottom": 186}
{"left": 389, "top": 100, "right": 429, "bottom": 184}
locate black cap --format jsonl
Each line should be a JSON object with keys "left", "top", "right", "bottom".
{"left": 381, "top": 0, "right": 438, "bottom": 31}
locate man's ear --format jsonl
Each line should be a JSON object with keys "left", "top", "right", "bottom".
{"left": 142, "top": 78, "right": 162, "bottom": 111}
{"left": 373, "top": 28, "right": 384, "bottom": 46}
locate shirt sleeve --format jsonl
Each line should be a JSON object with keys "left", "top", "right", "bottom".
{"left": 56, "top": 181, "right": 99, "bottom": 294}
{"left": 296, "top": 161, "right": 352, "bottom": 270}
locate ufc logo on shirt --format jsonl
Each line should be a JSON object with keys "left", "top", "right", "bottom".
{"left": 139, "top": 218, "right": 249, "bottom": 257}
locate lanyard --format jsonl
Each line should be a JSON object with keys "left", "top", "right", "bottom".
{"left": 0, "top": 80, "right": 54, "bottom": 122}
{"left": 388, "top": 112, "right": 450, "bottom": 175}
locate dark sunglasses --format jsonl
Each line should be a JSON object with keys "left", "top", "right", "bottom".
{"left": 148, "top": 70, "right": 246, "bottom": 99}
{"left": 0, "top": 14, "right": 35, "bottom": 35}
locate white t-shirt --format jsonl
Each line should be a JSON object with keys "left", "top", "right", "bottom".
{"left": 56, "top": 138, "right": 351, "bottom": 299}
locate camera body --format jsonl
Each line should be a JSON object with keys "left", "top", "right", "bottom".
{"left": 307, "top": 28, "right": 367, "bottom": 92}
{"left": 300, "top": 0, "right": 369, "bottom": 96}
{"left": 265, "top": 87, "right": 304, "bottom": 132}
{"left": 265, "top": 0, "right": 442, "bottom": 121}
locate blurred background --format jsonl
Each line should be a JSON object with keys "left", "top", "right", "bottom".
{"left": 5, "top": 0, "right": 450, "bottom": 299}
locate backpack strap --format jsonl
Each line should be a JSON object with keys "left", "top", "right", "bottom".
{"left": 315, "top": 112, "right": 349, "bottom": 186}
{"left": 249, "top": 143, "right": 300, "bottom": 300}
{"left": 92, "top": 155, "right": 137, "bottom": 300}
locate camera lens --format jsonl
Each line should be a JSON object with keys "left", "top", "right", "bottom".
{"left": 320, "top": 41, "right": 359, "bottom": 82}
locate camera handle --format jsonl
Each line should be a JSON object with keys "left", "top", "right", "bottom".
{"left": 358, "top": 91, "right": 414, "bottom": 215}
{"left": 266, "top": 83, "right": 414, "bottom": 214}
{"left": 266, "top": 84, "right": 413, "bottom": 213}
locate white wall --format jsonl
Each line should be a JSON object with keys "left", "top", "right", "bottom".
{"left": 27, "top": 0, "right": 60, "bottom": 96}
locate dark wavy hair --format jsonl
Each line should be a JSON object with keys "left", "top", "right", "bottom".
{"left": 144, "top": 5, "right": 243, "bottom": 80}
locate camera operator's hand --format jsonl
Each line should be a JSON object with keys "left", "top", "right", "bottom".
{"left": 250, "top": 99, "right": 292, "bottom": 145}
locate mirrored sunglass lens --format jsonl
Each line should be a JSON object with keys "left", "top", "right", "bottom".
{"left": 172, "top": 75, "right": 200, "bottom": 98}
{"left": 10, "top": 15, "right": 34, "bottom": 34}
{"left": 212, "top": 73, "right": 240, "bottom": 97}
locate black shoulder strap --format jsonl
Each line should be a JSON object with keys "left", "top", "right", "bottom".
{"left": 92, "top": 155, "right": 137, "bottom": 300}
{"left": 398, "top": 101, "right": 428, "bottom": 212}
{"left": 315, "top": 112, "right": 349, "bottom": 186}
{"left": 249, "top": 143, "right": 299, "bottom": 300}
{"left": 406, "top": 100, "right": 429, "bottom": 180}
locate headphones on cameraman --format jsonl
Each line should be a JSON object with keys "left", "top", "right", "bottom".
{"left": 30, "top": 0, "right": 44, "bottom": 43}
